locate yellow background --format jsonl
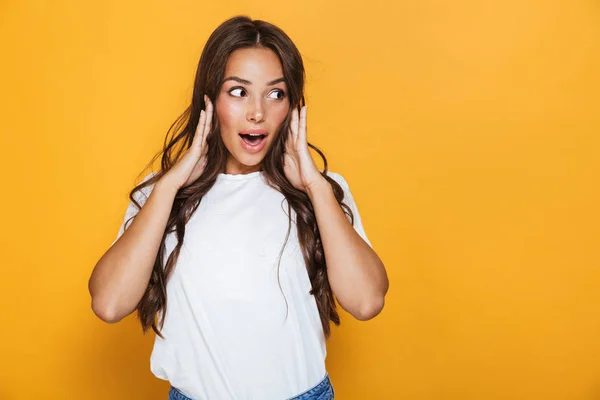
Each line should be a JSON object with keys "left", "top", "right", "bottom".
{"left": 1, "top": 0, "right": 598, "bottom": 398}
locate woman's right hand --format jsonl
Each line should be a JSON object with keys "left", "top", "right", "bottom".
{"left": 161, "top": 95, "right": 213, "bottom": 191}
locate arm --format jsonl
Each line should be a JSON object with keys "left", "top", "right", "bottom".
{"left": 283, "top": 105, "right": 388, "bottom": 321}
{"left": 307, "top": 178, "right": 389, "bottom": 321}
{"left": 88, "top": 178, "right": 178, "bottom": 323}
{"left": 89, "top": 96, "right": 213, "bottom": 324}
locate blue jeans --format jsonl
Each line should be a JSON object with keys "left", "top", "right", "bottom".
{"left": 168, "top": 373, "right": 334, "bottom": 400}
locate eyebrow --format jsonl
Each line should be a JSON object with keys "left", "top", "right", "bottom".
{"left": 222, "top": 76, "right": 286, "bottom": 86}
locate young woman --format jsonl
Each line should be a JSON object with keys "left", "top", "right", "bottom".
{"left": 89, "top": 15, "right": 388, "bottom": 400}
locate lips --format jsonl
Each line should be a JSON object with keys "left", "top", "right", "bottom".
{"left": 239, "top": 129, "right": 268, "bottom": 153}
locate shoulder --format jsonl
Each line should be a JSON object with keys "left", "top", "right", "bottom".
{"left": 140, "top": 170, "right": 159, "bottom": 183}
{"left": 132, "top": 171, "right": 159, "bottom": 202}
{"left": 323, "top": 171, "right": 349, "bottom": 189}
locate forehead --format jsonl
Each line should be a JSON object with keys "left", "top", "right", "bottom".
{"left": 223, "top": 47, "right": 284, "bottom": 83}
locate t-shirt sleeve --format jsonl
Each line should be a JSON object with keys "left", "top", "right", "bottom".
{"left": 327, "top": 172, "right": 373, "bottom": 248}
{"left": 111, "top": 172, "right": 157, "bottom": 246}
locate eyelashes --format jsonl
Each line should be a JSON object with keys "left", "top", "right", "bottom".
{"left": 267, "top": 89, "right": 286, "bottom": 100}
{"left": 228, "top": 87, "right": 246, "bottom": 97}
{"left": 227, "top": 86, "right": 286, "bottom": 100}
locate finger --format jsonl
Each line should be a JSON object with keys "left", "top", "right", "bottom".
{"left": 298, "top": 106, "right": 307, "bottom": 144}
{"left": 290, "top": 107, "right": 299, "bottom": 138}
{"left": 193, "top": 109, "right": 206, "bottom": 148}
{"left": 285, "top": 128, "right": 294, "bottom": 153}
{"left": 200, "top": 140, "right": 208, "bottom": 157}
{"left": 203, "top": 95, "right": 214, "bottom": 140}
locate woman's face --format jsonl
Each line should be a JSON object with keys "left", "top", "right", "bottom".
{"left": 215, "top": 47, "right": 290, "bottom": 175}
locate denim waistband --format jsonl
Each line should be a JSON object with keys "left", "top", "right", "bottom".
{"left": 168, "top": 373, "right": 334, "bottom": 400}
{"left": 286, "top": 373, "right": 334, "bottom": 400}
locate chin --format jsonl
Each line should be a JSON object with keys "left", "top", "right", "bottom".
{"left": 239, "top": 154, "right": 264, "bottom": 167}
{"left": 228, "top": 149, "right": 267, "bottom": 170}
{"left": 228, "top": 141, "right": 275, "bottom": 169}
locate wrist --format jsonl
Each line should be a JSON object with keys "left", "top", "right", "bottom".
{"left": 306, "top": 176, "right": 332, "bottom": 200}
{"left": 155, "top": 177, "right": 180, "bottom": 199}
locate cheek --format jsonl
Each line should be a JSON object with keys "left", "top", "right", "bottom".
{"left": 270, "top": 103, "right": 290, "bottom": 127}
{"left": 216, "top": 99, "right": 244, "bottom": 131}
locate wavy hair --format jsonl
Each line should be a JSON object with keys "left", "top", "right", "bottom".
{"left": 126, "top": 16, "right": 353, "bottom": 339}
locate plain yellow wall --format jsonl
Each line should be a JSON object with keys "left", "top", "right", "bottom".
{"left": 1, "top": 0, "right": 598, "bottom": 398}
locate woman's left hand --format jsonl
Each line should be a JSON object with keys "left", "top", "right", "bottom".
{"left": 283, "top": 106, "right": 326, "bottom": 193}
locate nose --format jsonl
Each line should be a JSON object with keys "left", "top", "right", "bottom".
{"left": 246, "top": 97, "right": 265, "bottom": 123}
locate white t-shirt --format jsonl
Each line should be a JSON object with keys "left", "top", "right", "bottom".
{"left": 113, "top": 170, "right": 371, "bottom": 400}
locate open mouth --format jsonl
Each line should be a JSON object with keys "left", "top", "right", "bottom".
{"left": 239, "top": 133, "right": 267, "bottom": 146}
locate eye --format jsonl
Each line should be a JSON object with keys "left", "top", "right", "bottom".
{"left": 267, "top": 89, "right": 286, "bottom": 100}
{"left": 228, "top": 87, "right": 246, "bottom": 97}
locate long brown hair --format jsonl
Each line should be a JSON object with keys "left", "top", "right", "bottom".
{"left": 126, "top": 16, "right": 353, "bottom": 339}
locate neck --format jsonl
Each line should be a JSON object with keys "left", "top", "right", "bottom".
{"left": 224, "top": 157, "right": 261, "bottom": 175}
